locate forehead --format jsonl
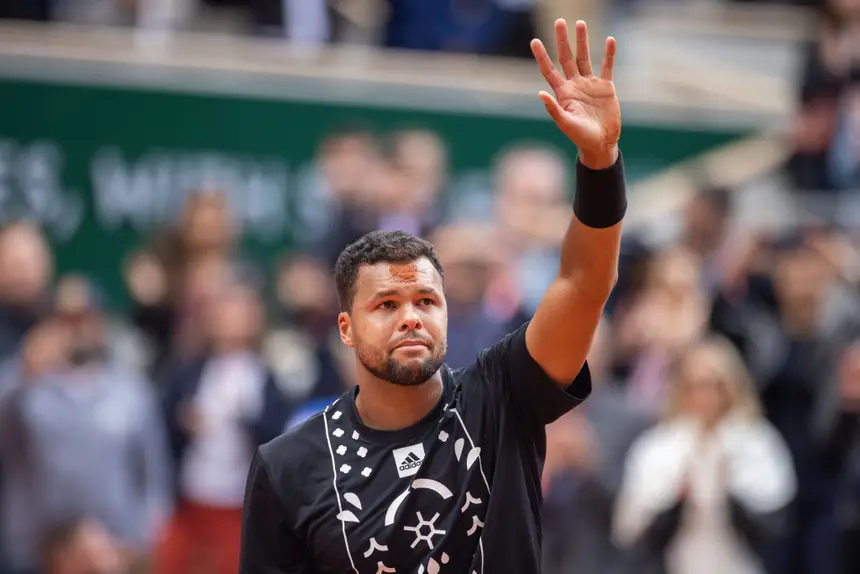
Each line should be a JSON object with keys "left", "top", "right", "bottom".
{"left": 355, "top": 258, "right": 442, "bottom": 297}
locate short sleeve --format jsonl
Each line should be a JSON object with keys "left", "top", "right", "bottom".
{"left": 239, "top": 451, "right": 311, "bottom": 574}
{"left": 477, "top": 322, "right": 591, "bottom": 426}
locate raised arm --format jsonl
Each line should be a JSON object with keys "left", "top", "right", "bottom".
{"left": 525, "top": 19, "right": 624, "bottom": 385}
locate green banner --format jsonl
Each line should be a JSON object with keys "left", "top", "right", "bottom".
{"left": 0, "top": 78, "right": 746, "bottom": 308}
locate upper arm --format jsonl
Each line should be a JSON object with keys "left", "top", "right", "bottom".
{"left": 478, "top": 322, "right": 591, "bottom": 427}
{"left": 240, "top": 452, "right": 311, "bottom": 574}
{"left": 526, "top": 276, "right": 608, "bottom": 385}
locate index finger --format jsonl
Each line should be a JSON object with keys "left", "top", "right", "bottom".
{"left": 530, "top": 38, "right": 565, "bottom": 90}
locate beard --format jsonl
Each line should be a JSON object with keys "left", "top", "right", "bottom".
{"left": 356, "top": 340, "right": 447, "bottom": 387}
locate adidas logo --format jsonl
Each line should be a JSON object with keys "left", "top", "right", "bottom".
{"left": 400, "top": 453, "right": 421, "bottom": 471}
{"left": 392, "top": 443, "right": 426, "bottom": 478}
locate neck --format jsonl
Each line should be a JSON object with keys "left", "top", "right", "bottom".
{"left": 354, "top": 370, "right": 444, "bottom": 431}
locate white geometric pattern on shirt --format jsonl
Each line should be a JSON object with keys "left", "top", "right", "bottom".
{"left": 324, "top": 400, "right": 491, "bottom": 574}
{"left": 322, "top": 402, "right": 359, "bottom": 573}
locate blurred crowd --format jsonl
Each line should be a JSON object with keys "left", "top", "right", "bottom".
{"left": 0, "top": 118, "right": 858, "bottom": 574}
{"left": 789, "top": 0, "right": 860, "bottom": 192}
{"left": 0, "top": 0, "right": 833, "bottom": 58}
{"left": 0, "top": 1, "right": 859, "bottom": 574}
{"left": 0, "top": 0, "right": 555, "bottom": 57}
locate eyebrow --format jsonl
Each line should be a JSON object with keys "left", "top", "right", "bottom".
{"left": 372, "top": 286, "right": 439, "bottom": 300}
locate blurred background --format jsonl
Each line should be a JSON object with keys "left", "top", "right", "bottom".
{"left": 0, "top": 0, "right": 858, "bottom": 574}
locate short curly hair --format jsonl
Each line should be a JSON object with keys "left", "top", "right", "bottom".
{"left": 334, "top": 230, "right": 444, "bottom": 312}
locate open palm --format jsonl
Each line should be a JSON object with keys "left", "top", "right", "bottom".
{"left": 531, "top": 20, "right": 621, "bottom": 156}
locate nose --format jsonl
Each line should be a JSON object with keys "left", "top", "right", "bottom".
{"left": 398, "top": 304, "right": 423, "bottom": 332}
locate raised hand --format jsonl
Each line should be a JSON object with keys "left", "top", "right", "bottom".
{"left": 531, "top": 19, "right": 621, "bottom": 169}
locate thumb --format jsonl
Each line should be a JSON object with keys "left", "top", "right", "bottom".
{"left": 539, "top": 91, "right": 565, "bottom": 125}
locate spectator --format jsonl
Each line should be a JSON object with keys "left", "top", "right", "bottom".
{"left": 787, "top": 0, "right": 860, "bottom": 191}
{"left": 613, "top": 337, "right": 796, "bottom": 574}
{"left": 300, "top": 127, "right": 385, "bottom": 266}
{"left": 0, "top": 275, "right": 171, "bottom": 574}
{"left": 541, "top": 320, "right": 653, "bottom": 574}
{"left": 0, "top": 222, "right": 53, "bottom": 364}
{"left": 833, "top": 339, "right": 860, "bottom": 574}
{"left": 156, "top": 273, "right": 291, "bottom": 574}
{"left": 711, "top": 233, "right": 860, "bottom": 574}
{"left": 491, "top": 143, "right": 570, "bottom": 316}
{"left": 430, "top": 223, "right": 512, "bottom": 369}
{"left": 615, "top": 247, "right": 710, "bottom": 412}
{"left": 263, "top": 253, "right": 347, "bottom": 404}
{"left": 128, "top": 190, "right": 237, "bottom": 375}
{"left": 678, "top": 186, "right": 735, "bottom": 294}
{"left": 373, "top": 129, "right": 448, "bottom": 237}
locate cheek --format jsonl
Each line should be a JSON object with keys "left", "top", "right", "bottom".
{"left": 355, "top": 313, "right": 395, "bottom": 348}
{"left": 422, "top": 307, "right": 447, "bottom": 334}
{"left": 362, "top": 311, "right": 395, "bottom": 333}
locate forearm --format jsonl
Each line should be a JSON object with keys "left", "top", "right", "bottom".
{"left": 558, "top": 220, "right": 622, "bottom": 300}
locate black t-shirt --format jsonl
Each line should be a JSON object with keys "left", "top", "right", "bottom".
{"left": 239, "top": 322, "right": 591, "bottom": 573}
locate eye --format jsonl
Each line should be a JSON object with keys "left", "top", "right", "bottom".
{"left": 418, "top": 298, "right": 435, "bottom": 307}
{"left": 378, "top": 300, "right": 397, "bottom": 310}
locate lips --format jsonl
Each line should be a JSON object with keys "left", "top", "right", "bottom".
{"left": 393, "top": 339, "right": 429, "bottom": 350}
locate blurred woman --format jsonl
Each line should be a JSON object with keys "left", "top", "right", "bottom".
{"left": 126, "top": 190, "right": 237, "bottom": 377}
{"left": 613, "top": 338, "right": 796, "bottom": 574}
{"left": 615, "top": 247, "right": 710, "bottom": 413}
{"left": 155, "top": 276, "right": 291, "bottom": 574}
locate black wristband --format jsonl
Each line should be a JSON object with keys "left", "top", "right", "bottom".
{"left": 573, "top": 152, "right": 627, "bottom": 229}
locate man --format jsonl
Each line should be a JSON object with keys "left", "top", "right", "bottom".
{"left": 0, "top": 221, "right": 53, "bottom": 364}
{"left": 239, "top": 19, "right": 624, "bottom": 574}
{"left": 0, "top": 275, "right": 171, "bottom": 573}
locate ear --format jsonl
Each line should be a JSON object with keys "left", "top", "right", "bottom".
{"left": 337, "top": 311, "right": 355, "bottom": 348}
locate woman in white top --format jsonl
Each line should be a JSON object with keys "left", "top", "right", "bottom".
{"left": 613, "top": 337, "right": 796, "bottom": 574}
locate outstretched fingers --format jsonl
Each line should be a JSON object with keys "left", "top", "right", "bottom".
{"left": 554, "top": 19, "right": 577, "bottom": 80}
{"left": 530, "top": 38, "right": 565, "bottom": 90}
{"left": 600, "top": 36, "right": 617, "bottom": 82}
{"left": 535, "top": 19, "right": 616, "bottom": 87}
{"left": 574, "top": 20, "right": 593, "bottom": 77}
